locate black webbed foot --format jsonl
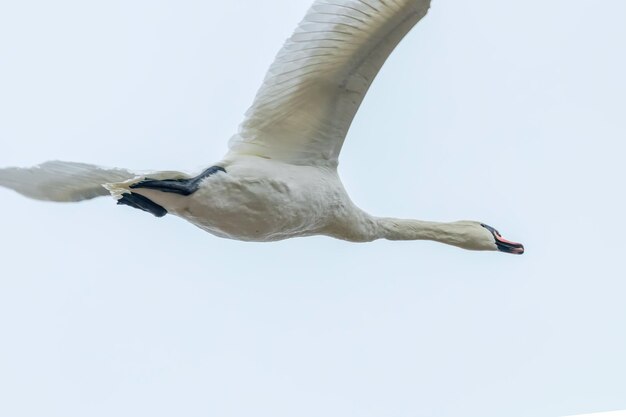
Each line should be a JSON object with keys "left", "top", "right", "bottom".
{"left": 130, "top": 166, "right": 225, "bottom": 196}
{"left": 117, "top": 193, "right": 168, "bottom": 217}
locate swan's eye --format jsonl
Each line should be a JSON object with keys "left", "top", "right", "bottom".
{"left": 481, "top": 223, "right": 501, "bottom": 237}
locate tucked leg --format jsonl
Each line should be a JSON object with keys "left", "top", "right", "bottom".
{"left": 129, "top": 178, "right": 197, "bottom": 196}
{"left": 129, "top": 166, "right": 225, "bottom": 196}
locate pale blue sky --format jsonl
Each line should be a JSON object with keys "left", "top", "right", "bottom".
{"left": 1, "top": 1, "right": 625, "bottom": 416}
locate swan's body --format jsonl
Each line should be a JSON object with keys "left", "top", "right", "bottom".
{"left": 125, "top": 157, "right": 361, "bottom": 242}
{"left": 0, "top": 0, "right": 524, "bottom": 254}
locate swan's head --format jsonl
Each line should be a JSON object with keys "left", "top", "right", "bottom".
{"left": 442, "top": 221, "right": 523, "bottom": 254}
{"left": 479, "top": 223, "right": 524, "bottom": 255}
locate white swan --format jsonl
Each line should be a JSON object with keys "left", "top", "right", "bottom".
{"left": 0, "top": 0, "right": 523, "bottom": 254}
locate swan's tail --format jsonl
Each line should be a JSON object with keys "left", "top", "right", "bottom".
{"left": 0, "top": 160, "right": 193, "bottom": 218}
{"left": 0, "top": 161, "right": 138, "bottom": 202}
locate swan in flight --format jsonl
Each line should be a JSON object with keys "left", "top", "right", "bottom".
{"left": 0, "top": 0, "right": 524, "bottom": 254}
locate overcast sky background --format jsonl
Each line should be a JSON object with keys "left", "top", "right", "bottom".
{"left": 1, "top": 1, "right": 625, "bottom": 416}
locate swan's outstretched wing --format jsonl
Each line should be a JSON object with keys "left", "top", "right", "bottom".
{"left": 226, "top": 0, "right": 431, "bottom": 168}
{"left": 0, "top": 161, "right": 135, "bottom": 202}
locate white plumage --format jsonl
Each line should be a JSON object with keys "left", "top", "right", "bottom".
{"left": 228, "top": 0, "right": 430, "bottom": 167}
{"left": 0, "top": 0, "right": 524, "bottom": 254}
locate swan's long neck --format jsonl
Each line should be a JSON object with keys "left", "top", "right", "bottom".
{"left": 376, "top": 218, "right": 463, "bottom": 243}
{"left": 325, "top": 206, "right": 492, "bottom": 251}
{"left": 329, "top": 208, "right": 471, "bottom": 243}
{"left": 367, "top": 217, "right": 490, "bottom": 251}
